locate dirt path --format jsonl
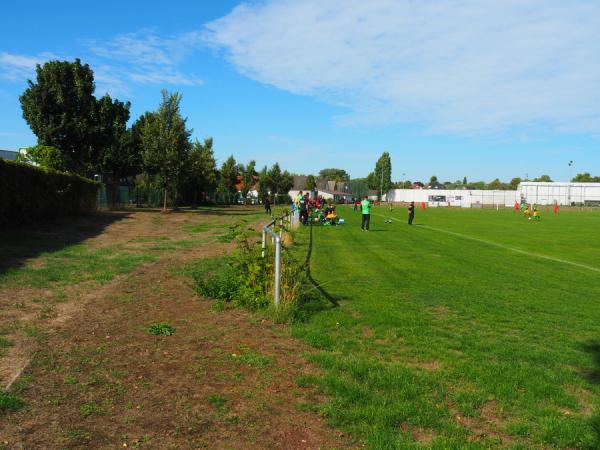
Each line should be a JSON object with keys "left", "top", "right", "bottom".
{"left": 0, "top": 209, "right": 355, "bottom": 449}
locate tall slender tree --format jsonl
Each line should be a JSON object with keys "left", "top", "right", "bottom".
{"left": 368, "top": 152, "right": 392, "bottom": 199}
{"left": 93, "top": 95, "right": 137, "bottom": 208}
{"left": 141, "top": 90, "right": 192, "bottom": 211}
{"left": 258, "top": 166, "right": 269, "bottom": 202}
{"left": 239, "top": 160, "right": 257, "bottom": 204}
{"left": 217, "top": 155, "right": 239, "bottom": 203}
{"left": 186, "top": 138, "right": 217, "bottom": 207}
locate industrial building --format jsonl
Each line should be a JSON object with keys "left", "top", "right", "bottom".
{"left": 387, "top": 182, "right": 600, "bottom": 207}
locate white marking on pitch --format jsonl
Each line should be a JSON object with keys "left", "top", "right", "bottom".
{"left": 368, "top": 210, "right": 600, "bottom": 274}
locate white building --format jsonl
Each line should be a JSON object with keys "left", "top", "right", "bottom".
{"left": 518, "top": 182, "right": 600, "bottom": 206}
{"left": 386, "top": 188, "right": 518, "bottom": 208}
{"left": 386, "top": 182, "right": 600, "bottom": 207}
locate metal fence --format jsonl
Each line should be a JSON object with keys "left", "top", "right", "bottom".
{"left": 261, "top": 209, "right": 299, "bottom": 308}
{"left": 97, "top": 185, "right": 134, "bottom": 208}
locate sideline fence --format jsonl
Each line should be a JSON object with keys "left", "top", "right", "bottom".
{"left": 261, "top": 209, "right": 299, "bottom": 308}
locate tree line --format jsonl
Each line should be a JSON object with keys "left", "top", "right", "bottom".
{"left": 17, "top": 59, "right": 293, "bottom": 209}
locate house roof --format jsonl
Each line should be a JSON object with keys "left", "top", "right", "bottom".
{"left": 0, "top": 149, "right": 18, "bottom": 161}
{"left": 318, "top": 189, "right": 353, "bottom": 196}
{"left": 235, "top": 175, "right": 258, "bottom": 192}
{"left": 291, "top": 175, "right": 308, "bottom": 190}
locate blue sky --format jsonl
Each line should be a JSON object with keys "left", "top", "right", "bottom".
{"left": 1, "top": 0, "right": 599, "bottom": 183}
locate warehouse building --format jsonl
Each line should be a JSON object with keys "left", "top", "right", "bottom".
{"left": 387, "top": 182, "right": 600, "bottom": 207}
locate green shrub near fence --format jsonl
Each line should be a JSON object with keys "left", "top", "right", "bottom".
{"left": 0, "top": 159, "right": 100, "bottom": 228}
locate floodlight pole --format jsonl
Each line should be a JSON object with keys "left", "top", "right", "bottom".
{"left": 568, "top": 160, "right": 573, "bottom": 206}
{"left": 380, "top": 166, "right": 384, "bottom": 201}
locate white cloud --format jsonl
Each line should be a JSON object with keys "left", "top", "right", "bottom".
{"left": 86, "top": 30, "right": 203, "bottom": 87}
{"left": 204, "top": 0, "right": 600, "bottom": 135}
{"left": 0, "top": 30, "right": 203, "bottom": 96}
{"left": 0, "top": 52, "right": 57, "bottom": 81}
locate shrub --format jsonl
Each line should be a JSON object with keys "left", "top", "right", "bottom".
{"left": 0, "top": 391, "right": 25, "bottom": 414}
{"left": 191, "top": 225, "right": 326, "bottom": 322}
{"left": 147, "top": 323, "right": 176, "bottom": 336}
{"left": 0, "top": 159, "right": 100, "bottom": 228}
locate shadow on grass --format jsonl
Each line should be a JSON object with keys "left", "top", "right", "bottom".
{"left": 304, "top": 223, "right": 339, "bottom": 307}
{"left": 581, "top": 341, "right": 600, "bottom": 445}
{"left": 582, "top": 341, "right": 600, "bottom": 384}
{"left": 0, "top": 212, "right": 128, "bottom": 277}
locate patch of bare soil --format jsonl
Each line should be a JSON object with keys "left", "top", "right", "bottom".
{"left": 399, "top": 422, "right": 436, "bottom": 444}
{"left": 447, "top": 398, "right": 516, "bottom": 446}
{"left": 0, "top": 209, "right": 355, "bottom": 449}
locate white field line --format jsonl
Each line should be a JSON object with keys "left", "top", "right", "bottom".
{"left": 368, "top": 211, "right": 600, "bottom": 274}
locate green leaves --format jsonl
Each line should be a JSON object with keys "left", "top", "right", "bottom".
{"left": 140, "top": 90, "right": 192, "bottom": 208}
{"left": 147, "top": 323, "right": 176, "bottom": 336}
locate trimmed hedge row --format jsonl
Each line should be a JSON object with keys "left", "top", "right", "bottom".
{"left": 0, "top": 159, "right": 100, "bottom": 228}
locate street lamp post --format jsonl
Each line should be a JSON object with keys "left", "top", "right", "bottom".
{"left": 568, "top": 160, "right": 573, "bottom": 206}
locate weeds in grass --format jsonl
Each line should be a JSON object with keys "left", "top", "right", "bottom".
{"left": 231, "top": 350, "right": 272, "bottom": 368}
{"left": 0, "top": 243, "right": 156, "bottom": 289}
{"left": 0, "top": 336, "right": 13, "bottom": 348}
{"left": 217, "top": 224, "right": 242, "bottom": 243}
{"left": 24, "top": 326, "right": 47, "bottom": 343}
{"left": 0, "top": 391, "right": 25, "bottom": 414}
{"left": 147, "top": 323, "right": 175, "bottom": 336}
{"left": 184, "top": 223, "right": 218, "bottom": 233}
{"left": 80, "top": 401, "right": 105, "bottom": 417}
{"left": 67, "top": 429, "right": 93, "bottom": 442}
{"left": 207, "top": 394, "right": 227, "bottom": 408}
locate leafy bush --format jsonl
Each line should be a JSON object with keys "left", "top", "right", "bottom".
{"left": 0, "top": 159, "right": 99, "bottom": 228}
{"left": 0, "top": 391, "right": 25, "bottom": 414}
{"left": 191, "top": 226, "right": 326, "bottom": 322}
{"left": 147, "top": 323, "right": 176, "bottom": 336}
{"left": 15, "top": 145, "right": 65, "bottom": 171}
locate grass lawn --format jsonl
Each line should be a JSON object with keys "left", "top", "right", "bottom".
{"left": 292, "top": 206, "right": 600, "bottom": 448}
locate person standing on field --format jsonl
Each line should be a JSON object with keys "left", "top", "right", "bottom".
{"left": 264, "top": 197, "right": 271, "bottom": 215}
{"left": 299, "top": 193, "right": 309, "bottom": 225}
{"left": 361, "top": 196, "right": 371, "bottom": 231}
{"left": 408, "top": 201, "right": 415, "bottom": 225}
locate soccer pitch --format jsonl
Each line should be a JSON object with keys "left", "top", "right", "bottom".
{"left": 293, "top": 206, "right": 600, "bottom": 449}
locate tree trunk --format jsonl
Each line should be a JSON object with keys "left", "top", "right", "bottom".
{"left": 107, "top": 175, "right": 118, "bottom": 211}
{"left": 163, "top": 188, "right": 167, "bottom": 211}
{"left": 192, "top": 189, "right": 198, "bottom": 209}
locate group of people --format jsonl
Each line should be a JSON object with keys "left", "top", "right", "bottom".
{"left": 515, "top": 200, "right": 542, "bottom": 221}
{"left": 293, "top": 191, "right": 338, "bottom": 226}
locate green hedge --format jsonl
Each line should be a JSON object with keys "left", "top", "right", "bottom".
{"left": 0, "top": 159, "right": 100, "bottom": 228}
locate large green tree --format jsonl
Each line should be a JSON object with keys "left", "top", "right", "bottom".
{"left": 305, "top": 174, "right": 316, "bottom": 190}
{"left": 217, "top": 155, "right": 239, "bottom": 202}
{"left": 509, "top": 177, "right": 522, "bottom": 190}
{"left": 368, "top": 152, "right": 392, "bottom": 198}
{"left": 257, "top": 166, "right": 269, "bottom": 202}
{"left": 572, "top": 172, "right": 600, "bottom": 182}
{"left": 486, "top": 178, "right": 507, "bottom": 190}
{"left": 20, "top": 59, "right": 97, "bottom": 174}
{"left": 186, "top": 138, "right": 217, "bottom": 207}
{"left": 267, "top": 163, "right": 282, "bottom": 197}
{"left": 140, "top": 90, "right": 192, "bottom": 211}
{"left": 318, "top": 168, "right": 350, "bottom": 181}
{"left": 93, "top": 95, "right": 138, "bottom": 208}
{"left": 280, "top": 170, "right": 294, "bottom": 199}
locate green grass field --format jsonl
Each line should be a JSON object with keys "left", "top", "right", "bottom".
{"left": 293, "top": 206, "right": 600, "bottom": 448}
